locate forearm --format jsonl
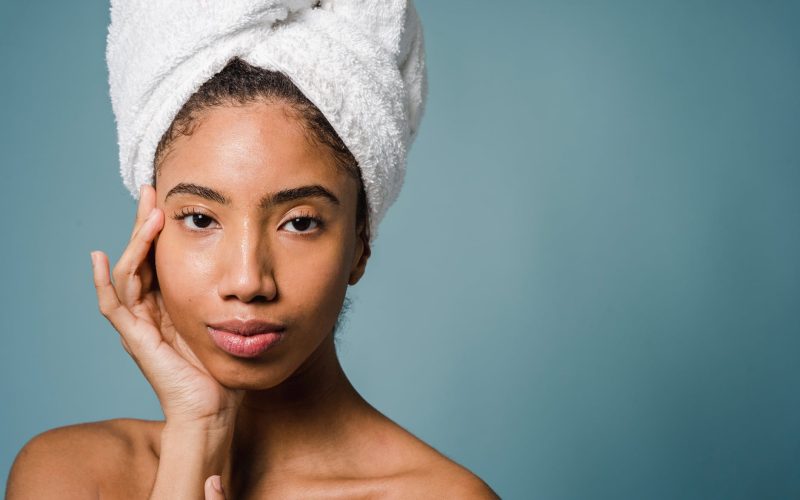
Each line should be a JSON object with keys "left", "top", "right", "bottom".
{"left": 148, "top": 421, "right": 234, "bottom": 500}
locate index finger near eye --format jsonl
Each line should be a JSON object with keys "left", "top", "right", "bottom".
{"left": 91, "top": 251, "right": 136, "bottom": 334}
{"left": 130, "top": 184, "right": 156, "bottom": 241}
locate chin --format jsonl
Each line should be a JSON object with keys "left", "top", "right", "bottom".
{"left": 208, "top": 358, "right": 292, "bottom": 391}
{"left": 220, "top": 378, "right": 282, "bottom": 391}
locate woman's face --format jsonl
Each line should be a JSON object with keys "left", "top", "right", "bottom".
{"left": 153, "top": 100, "right": 368, "bottom": 390}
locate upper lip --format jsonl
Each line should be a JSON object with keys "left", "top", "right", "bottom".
{"left": 207, "top": 319, "right": 287, "bottom": 336}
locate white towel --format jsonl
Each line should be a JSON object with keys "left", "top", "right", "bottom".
{"left": 106, "top": 0, "right": 427, "bottom": 244}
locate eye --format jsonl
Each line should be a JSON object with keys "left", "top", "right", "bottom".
{"left": 281, "top": 212, "right": 324, "bottom": 234}
{"left": 171, "top": 208, "right": 219, "bottom": 231}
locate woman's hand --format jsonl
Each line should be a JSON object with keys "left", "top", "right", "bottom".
{"left": 90, "top": 184, "right": 245, "bottom": 426}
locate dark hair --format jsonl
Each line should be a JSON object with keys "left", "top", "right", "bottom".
{"left": 153, "top": 56, "right": 371, "bottom": 246}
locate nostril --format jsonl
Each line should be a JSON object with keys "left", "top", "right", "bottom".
{"left": 223, "top": 291, "right": 273, "bottom": 304}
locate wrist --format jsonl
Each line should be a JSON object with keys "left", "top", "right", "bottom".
{"left": 153, "top": 421, "right": 235, "bottom": 499}
{"left": 161, "top": 419, "right": 235, "bottom": 456}
{"left": 164, "top": 413, "right": 236, "bottom": 435}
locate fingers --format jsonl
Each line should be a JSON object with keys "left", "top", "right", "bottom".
{"left": 113, "top": 206, "right": 164, "bottom": 308}
{"left": 130, "top": 184, "right": 156, "bottom": 240}
{"left": 116, "top": 183, "right": 160, "bottom": 304}
{"left": 92, "top": 249, "right": 164, "bottom": 359}
{"left": 91, "top": 250, "right": 137, "bottom": 349}
{"left": 204, "top": 475, "right": 226, "bottom": 500}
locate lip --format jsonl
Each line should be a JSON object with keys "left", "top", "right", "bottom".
{"left": 207, "top": 319, "right": 286, "bottom": 336}
{"left": 206, "top": 319, "right": 287, "bottom": 358}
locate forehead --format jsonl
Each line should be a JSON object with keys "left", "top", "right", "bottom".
{"left": 157, "top": 101, "right": 354, "bottom": 205}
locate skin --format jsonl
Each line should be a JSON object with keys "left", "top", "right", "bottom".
{"left": 6, "top": 101, "right": 500, "bottom": 499}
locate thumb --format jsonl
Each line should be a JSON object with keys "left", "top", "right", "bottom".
{"left": 204, "top": 475, "right": 226, "bottom": 500}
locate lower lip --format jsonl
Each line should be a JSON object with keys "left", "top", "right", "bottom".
{"left": 207, "top": 328, "right": 285, "bottom": 358}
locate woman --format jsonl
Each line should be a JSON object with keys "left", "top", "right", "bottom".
{"left": 7, "top": 1, "right": 499, "bottom": 498}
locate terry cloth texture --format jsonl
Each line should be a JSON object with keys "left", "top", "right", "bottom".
{"left": 106, "top": 0, "right": 427, "bottom": 244}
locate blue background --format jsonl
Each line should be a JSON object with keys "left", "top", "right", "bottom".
{"left": 2, "top": 1, "right": 799, "bottom": 498}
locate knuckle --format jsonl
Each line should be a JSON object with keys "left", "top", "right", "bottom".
{"left": 96, "top": 295, "right": 119, "bottom": 318}
{"left": 97, "top": 301, "right": 113, "bottom": 317}
{"left": 112, "top": 266, "right": 131, "bottom": 282}
{"left": 120, "top": 338, "right": 132, "bottom": 355}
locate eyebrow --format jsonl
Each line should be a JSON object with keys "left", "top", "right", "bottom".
{"left": 164, "top": 182, "right": 340, "bottom": 209}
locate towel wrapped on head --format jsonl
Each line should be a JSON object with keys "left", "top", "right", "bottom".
{"left": 106, "top": 0, "right": 427, "bottom": 244}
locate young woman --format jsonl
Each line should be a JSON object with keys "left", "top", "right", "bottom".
{"left": 7, "top": 1, "right": 499, "bottom": 498}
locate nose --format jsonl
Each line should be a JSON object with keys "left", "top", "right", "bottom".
{"left": 216, "top": 224, "right": 277, "bottom": 303}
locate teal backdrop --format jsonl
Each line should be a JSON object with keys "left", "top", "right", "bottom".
{"left": 2, "top": 1, "right": 799, "bottom": 498}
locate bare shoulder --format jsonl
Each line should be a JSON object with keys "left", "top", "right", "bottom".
{"left": 6, "top": 418, "right": 161, "bottom": 499}
{"left": 407, "top": 455, "right": 500, "bottom": 499}
{"left": 375, "top": 420, "right": 500, "bottom": 499}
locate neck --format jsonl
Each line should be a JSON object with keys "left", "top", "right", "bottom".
{"left": 226, "top": 332, "right": 373, "bottom": 490}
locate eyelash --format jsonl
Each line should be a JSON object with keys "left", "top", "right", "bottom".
{"left": 284, "top": 210, "right": 325, "bottom": 234}
{"left": 170, "top": 208, "right": 325, "bottom": 234}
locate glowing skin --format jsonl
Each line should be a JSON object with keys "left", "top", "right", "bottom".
{"left": 153, "top": 100, "right": 368, "bottom": 391}
{"left": 6, "top": 98, "right": 499, "bottom": 500}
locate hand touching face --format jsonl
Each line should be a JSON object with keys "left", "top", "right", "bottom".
{"left": 91, "top": 183, "right": 246, "bottom": 424}
{"left": 153, "top": 100, "right": 369, "bottom": 390}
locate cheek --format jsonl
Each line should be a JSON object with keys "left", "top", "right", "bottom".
{"left": 153, "top": 223, "right": 353, "bottom": 335}
{"left": 278, "top": 242, "right": 350, "bottom": 318}
{"left": 153, "top": 230, "right": 216, "bottom": 325}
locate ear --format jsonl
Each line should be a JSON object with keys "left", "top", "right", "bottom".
{"left": 348, "top": 229, "right": 371, "bottom": 286}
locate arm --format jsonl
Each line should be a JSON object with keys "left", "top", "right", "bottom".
{"left": 148, "top": 420, "right": 233, "bottom": 500}
{"left": 6, "top": 423, "right": 231, "bottom": 500}
{"left": 90, "top": 184, "right": 243, "bottom": 498}
{"left": 9, "top": 189, "right": 238, "bottom": 500}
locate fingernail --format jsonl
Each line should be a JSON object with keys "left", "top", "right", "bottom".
{"left": 90, "top": 251, "right": 97, "bottom": 266}
{"left": 212, "top": 475, "right": 223, "bottom": 493}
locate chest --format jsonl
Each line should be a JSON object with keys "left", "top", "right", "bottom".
{"left": 97, "top": 457, "right": 425, "bottom": 499}
{"left": 233, "top": 474, "right": 423, "bottom": 499}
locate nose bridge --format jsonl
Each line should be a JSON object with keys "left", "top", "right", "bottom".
{"left": 219, "top": 217, "right": 275, "bottom": 302}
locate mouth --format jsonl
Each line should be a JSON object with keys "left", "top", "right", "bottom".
{"left": 207, "top": 319, "right": 287, "bottom": 358}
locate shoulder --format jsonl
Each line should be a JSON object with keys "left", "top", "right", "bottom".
{"left": 6, "top": 418, "right": 161, "bottom": 499}
{"left": 371, "top": 420, "right": 499, "bottom": 499}
{"left": 401, "top": 450, "right": 501, "bottom": 499}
